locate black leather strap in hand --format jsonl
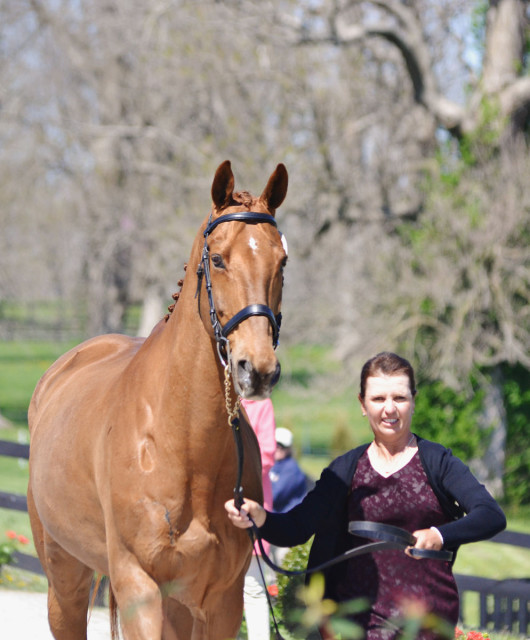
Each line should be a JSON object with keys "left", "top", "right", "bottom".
{"left": 250, "top": 522, "right": 406, "bottom": 577}
{"left": 348, "top": 521, "right": 453, "bottom": 561}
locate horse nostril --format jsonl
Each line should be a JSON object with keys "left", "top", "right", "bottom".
{"left": 238, "top": 359, "right": 253, "bottom": 376}
{"left": 237, "top": 359, "right": 253, "bottom": 388}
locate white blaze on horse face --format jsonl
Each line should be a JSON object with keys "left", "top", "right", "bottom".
{"left": 248, "top": 236, "right": 258, "bottom": 253}
{"left": 281, "top": 233, "right": 288, "bottom": 256}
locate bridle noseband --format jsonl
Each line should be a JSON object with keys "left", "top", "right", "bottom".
{"left": 195, "top": 211, "right": 283, "bottom": 365}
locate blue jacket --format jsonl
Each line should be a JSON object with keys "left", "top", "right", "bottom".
{"left": 270, "top": 456, "right": 308, "bottom": 513}
{"left": 259, "top": 436, "right": 506, "bottom": 600}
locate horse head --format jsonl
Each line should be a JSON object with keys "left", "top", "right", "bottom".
{"left": 197, "top": 160, "right": 288, "bottom": 399}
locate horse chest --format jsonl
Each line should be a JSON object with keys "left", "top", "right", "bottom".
{"left": 130, "top": 506, "right": 247, "bottom": 586}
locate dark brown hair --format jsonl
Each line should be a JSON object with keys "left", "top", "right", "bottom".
{"left": 359, "top": 352, "right": 416, "bottom": 399}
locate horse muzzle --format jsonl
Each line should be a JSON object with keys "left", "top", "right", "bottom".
{"left": 232, "top": 356, "right": 281, "bottom": 399}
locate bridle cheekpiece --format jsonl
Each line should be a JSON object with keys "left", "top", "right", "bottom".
{"left": 195, "top": 211, "right": 283, "bottom": 366}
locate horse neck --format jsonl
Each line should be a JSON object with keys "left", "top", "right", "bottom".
{"left": 143, "top": 226, "right": 230, "bottom": 412}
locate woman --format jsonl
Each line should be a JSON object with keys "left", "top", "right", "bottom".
{"left": 225, "top": 352, "right": 506, "bottom": 639}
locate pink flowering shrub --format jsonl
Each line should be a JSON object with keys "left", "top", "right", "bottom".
{"left": 455, "top": 627, "right": 489, "bottom": 640}
{"left": 0, "top": 531, "right": 30, "bottom": 565}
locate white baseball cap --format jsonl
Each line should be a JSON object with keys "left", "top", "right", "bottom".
{"left": 275, "top": 427, "right": 293, "bottom": 448}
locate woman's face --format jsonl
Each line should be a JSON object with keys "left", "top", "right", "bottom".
{"left": 359, "top": 374, "right": 415, "bottom": 442}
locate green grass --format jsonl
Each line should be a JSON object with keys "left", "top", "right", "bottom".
{"left": 454, "top": 508, "right": 530, "bottom": 631}
{"left": 273, "top": 342, "right": 371, "bottom": 460}
{"left": 0, "top": 340, "right": 72, "bottom": 591}
{"left": 0, "top": 341, "right": 76, "bottom": 426}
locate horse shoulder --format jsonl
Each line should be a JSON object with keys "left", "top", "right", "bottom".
{"left": 29, "top": 334, "right": 145, "bottom": 426}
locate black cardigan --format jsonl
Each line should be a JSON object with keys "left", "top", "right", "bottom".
{"left": 259, "top": 436, "right": 506, "bottom": 600}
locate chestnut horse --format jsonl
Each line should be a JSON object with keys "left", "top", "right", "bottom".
{"left": 27, "top": 160, "right": 288, "bottom": 640}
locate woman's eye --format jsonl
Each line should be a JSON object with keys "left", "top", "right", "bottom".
{"left": 211, "top": 254, "right": 225, "bottom": 269}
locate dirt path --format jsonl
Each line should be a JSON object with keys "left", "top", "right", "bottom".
{"left": 0, "top": 589, "right": 110, "bottom": 638}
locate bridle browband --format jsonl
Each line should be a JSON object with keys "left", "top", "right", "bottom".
{"left": 195, "top": 211, "right": 282, "bottom": 365}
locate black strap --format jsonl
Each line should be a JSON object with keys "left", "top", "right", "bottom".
{"left": 250, "top": 527, "right": 405, "bottom": 577}
{"left": 348, "top": 521, "right": 415, "bottom": 545}
{"left": 245, "top": 519, "right": 453, "bottom": 579}
{"left": 222, "top": 304, "right": 281, "bottom": 348}
{"left": 204, "top": 212, "right": 277, "bottom": 236}
{"left": 231, "top": 415, "right": 245, "bottom": 510}
{"left": 250, "top": 534, "right": 285, "bottom": 640}
{"left": 230, "top": 414, "right": 285, "bottom": 638}
{"left": 349, "top": 520, "right": 454, "bottom": 561}
{"left": 408, "top": 547, "right": 453, "bottom": 560}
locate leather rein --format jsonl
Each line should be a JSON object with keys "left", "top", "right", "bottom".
{"left": 247, "top": 517, "right": 453, "bottom": 580}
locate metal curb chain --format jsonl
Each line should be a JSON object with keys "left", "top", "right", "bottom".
{"left": 223, "top": 360, "right": 241, "bottom": 427}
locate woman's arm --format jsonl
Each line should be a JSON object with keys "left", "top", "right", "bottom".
{"left": 225, "top": 459, "right": 352, "bottom": 549}
{"left": 434, "top": 450, "right": 506, "bottom": 548}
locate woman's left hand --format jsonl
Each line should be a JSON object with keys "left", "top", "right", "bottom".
{"left": 406, "top": 528, "right": 443, "bottom": 559}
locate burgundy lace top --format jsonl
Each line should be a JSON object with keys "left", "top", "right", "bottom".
{"left": 337, "top": 450, "right": 459, "bottom": 639}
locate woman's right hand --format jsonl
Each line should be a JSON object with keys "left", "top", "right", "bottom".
{"left": 224, "top": 498, "right": 267, "bottom": 529}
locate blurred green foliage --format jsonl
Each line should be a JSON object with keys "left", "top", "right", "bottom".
{"left": 413, "top": 380, "right": 487, "bottom": 461}
{"left": 502, "top": 364, "right": 530, "bottom": 507}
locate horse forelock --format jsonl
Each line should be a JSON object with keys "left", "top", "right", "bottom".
{"left": 232, "top": 190, "right": 255, "bottom": 208}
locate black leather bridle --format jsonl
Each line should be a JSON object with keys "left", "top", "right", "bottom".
{"left": 195, "top": 211, "right": 283, "bottom": 365}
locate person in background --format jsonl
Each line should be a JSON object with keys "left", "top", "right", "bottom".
{"left": 240, "top": 397, "right": 276, "bottom": 640}
{"left": 270, "top": 427, "right": 309, "bottom": 513}
{"left": 269, "top": 426, "right": 311, "bottom": 570}
{"left": 228, "top": 352, "right": 507, "bottom": 640}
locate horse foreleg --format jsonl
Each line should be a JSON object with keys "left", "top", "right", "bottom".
{"left": 162, "top": 597, "right": 194, "bottom": 640}
{"left": 161, "top": 592, "right": 242, "bottom": 640}
{"left": 44, "top": 544, "right": 94, "bottom": 639}
{"left": 27, "top": 483, "right": 47, "bottom": 572}
{"left": 28, "top": 486, "right": 94, "bottom": 639}
{"left": 110, "top": 558, "right": 163, "bottom": 639}
{"left": 203, "top": 584, "right": 245, "bottom": 640}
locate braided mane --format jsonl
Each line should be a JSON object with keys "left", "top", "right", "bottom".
{"left": 164, "top": 264, "right": 187, "bottom": 322}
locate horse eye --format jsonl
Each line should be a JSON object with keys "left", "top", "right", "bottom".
{"left": 211, "top": 254, "right": 225, "bottom": 269}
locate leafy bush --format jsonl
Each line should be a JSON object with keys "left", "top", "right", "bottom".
{"left": 412, "top": 380, "right": 487, "bottom": 461}
{"left": 502, "top": 364, "right": 530, "bottom": 506}
{"left": 276, "top": 540, "right": 312, "bottom": 631}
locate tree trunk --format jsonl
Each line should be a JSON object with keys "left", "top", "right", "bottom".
{"left": 471, "top": 367, "right": 507, "bottom": 498}
{"left": 482, "top": 0, "right": 526, "bottom": 95}
{"left": 137, "top": 285, "right": 165, "bottom": 338}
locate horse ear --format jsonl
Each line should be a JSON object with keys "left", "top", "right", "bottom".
{"left": 211, "top": 160, "right": 235, "bottom": 210}
{"left": 260, "top": 163, "right": 288, "bottom": 212}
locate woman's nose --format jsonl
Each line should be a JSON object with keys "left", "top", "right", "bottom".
{"left": 384, "top": 399, "right": 396, "bottom": 412}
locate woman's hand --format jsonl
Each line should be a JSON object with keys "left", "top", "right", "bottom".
{"left": 406, "top": 527, "right": 443, "bottom": 559}
{"left": 224, "top": 498, "right": 267, "bottom": 529}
